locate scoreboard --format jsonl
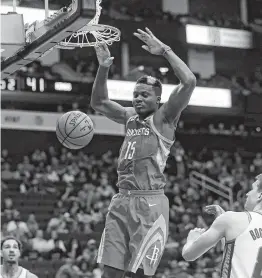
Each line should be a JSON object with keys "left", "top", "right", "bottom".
{"left": 1, "top": 77, "right": 87, "bottom": 94}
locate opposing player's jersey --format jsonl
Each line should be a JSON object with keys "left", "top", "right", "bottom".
{"left": 221, "top": 211, "right": 262, "bottom": 278}
{"left": 0, "top": 267, "right": 28, "bottom": 278}
{"left": 117, "top": 114, "right": 174, "bottom": 190}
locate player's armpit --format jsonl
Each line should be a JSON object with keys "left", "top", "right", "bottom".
{"left": 157, "top": 80, "right": 196, "bottom": 124}
{"left": 92, "top": 100, "right": 136, "bottom": 124}
{"left": 182, "top": 213, "right": 229, "bottom": 261}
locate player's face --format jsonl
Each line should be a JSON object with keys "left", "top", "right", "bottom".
{"left": 1, "top": 239, "right": 21, "bottom": 263}
{"left": 244, "top": 179, "right": 262, "bottom": 210}
{"left": 133, "top": 84, "right": 160, "bottom": 116}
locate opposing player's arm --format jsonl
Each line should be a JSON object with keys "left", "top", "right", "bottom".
{"left": 90, "top": 67, "right": 135, "bottom": 124}
{"left": 182, "top": 212, "right": 229, "bottom": 261}
{"left": 156, "top": 49, "right": 196, "bottom": 124}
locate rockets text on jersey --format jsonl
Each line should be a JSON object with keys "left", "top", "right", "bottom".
{"left": 117, "top": 114, "right": 175, "bottom": 190}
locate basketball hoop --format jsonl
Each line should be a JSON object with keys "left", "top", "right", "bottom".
{"left": 56, "top": 0, "right": 120, "bottom": 49}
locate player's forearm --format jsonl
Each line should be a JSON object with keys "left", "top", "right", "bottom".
{"left": 182, "top": 241, "right": 200, "bottom": 261}
{"left": 182, "top": 238, "right": 212, "bottom": 261}
{"left": 91, "top": 66, "right": 110, "bottom": 106}
{"left": 163, "top": 48, "right": 196, "bottom": 85}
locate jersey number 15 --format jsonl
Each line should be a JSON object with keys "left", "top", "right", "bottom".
{"left": 124, "top": 142, "right": 136, "bottom": 160}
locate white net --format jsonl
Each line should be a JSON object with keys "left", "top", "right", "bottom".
{"left": 56, "top": 0, "right": 120, "bottom": 49}
{"left": 89, "top": 0, "right": 102, "bottom": 25}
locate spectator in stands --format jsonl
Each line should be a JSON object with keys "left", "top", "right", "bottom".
{"left": 77, "top": 183, "right": 95, "bottom": 212}
{"left": 31, "top": 229, "right": 54, "bottom": 254}
{"left": 47, "top": 211, "right": 64, "bottom": 234}
{"left": 253, "top": 153, "right": 262, "bottom": 174}
{"left": 77, "top": 170, "right": 88, "bottom": 183}
{"left": 19, "top": 177, "right": 31, "bottom": 194}
{"left": 47, "top": 231, "right": 67, "bottom": 260}
{"left": 31, "top": 149, "right": 47, "bottom": 164}
{"left": 21, "top": 155, "right": 34, "bottom": 172}
{"left": 96, "top": 177, "right": 115, "bottom": 200}
{"left": 66, "top": 238, "right": 82, "bottom": 260}
{"left": 6, "top": 211, "right": 30, "bottom": 242}
{"left": 55, "top": 258, "right": 82, "bottom": 278}
{"left": 2, "top": 198, "right": 16, "bottom": 221}
{"left": 26, "top": 213, "right": 39, "bottom": 237}
{"left": 46, "top": 165, "right": 60, "bottom": 182}
{"left": 1, "top": 162, "right": 13, "bottom": 180}
{"left": 1, "top": 149, "right": 11, "bottom": 164}
{"left": 62, "top": 167, "right": 75, "bottom": 184}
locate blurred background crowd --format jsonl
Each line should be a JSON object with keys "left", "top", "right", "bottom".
{"left": 1, "top": 0, "right": 262, "bottom": 277}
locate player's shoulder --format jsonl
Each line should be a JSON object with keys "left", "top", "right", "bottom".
{"left": 125, "top": 107, "right": 137, "bottom": 122}
{"left": 214, "top": 211, "right": 237, "bottom": 225}
{"left": 216, "top": 211, "right": 248, "bottom": 226}
{"left": 26, "top": 269, "right": 38, "bottom": 278}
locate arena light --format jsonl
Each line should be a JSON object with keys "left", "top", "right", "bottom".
{"left": 107, "top": 80, "right": 232, "bottom": 108}
{"left": 186, "top": 24, "right": 253, "bottom": 49}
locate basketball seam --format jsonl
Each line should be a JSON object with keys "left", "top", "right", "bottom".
{"left": 63, "top": 114, "right": 88, "bottom": 144}
{"left": 56, "top": 121, "right": 84, "bottom": 147}
{"left": 56, "top": 133, "right": 70, "bottom": 148}
{"left": 67, "top": 126, "right": 93, "bottom": 139}
{"left": 56, "top": 121, "right": 71, "bottom": 147}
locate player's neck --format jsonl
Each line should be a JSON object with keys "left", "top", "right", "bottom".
{"left": 138, "top": 112, "right": 153, "bottom": 121}
{"left": 2, "top": 263, "right": 19, "bottom": 277}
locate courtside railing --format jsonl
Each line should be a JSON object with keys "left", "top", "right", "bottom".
{"left": 189, "top": 171, "right": 233, "bottom": 209}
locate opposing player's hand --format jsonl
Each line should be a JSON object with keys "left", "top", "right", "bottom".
{"left": 187, "top": 228, "right": 206, "bottom": 242}
{"left": 204, "top": 205, "right": 225, "bottom": 218}
{"left": 94, "top": 43, "right": 114, "bottom": 67}
{"left": 133, "top": 27, "right": 169, "bottom": 55}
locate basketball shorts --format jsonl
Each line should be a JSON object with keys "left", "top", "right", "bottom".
{"left": 97, "top": 189, "right": 169, "bottom": 276}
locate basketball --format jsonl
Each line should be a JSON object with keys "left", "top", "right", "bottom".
{"left": 56, "top": 111, "right": 94, "bottom": 150}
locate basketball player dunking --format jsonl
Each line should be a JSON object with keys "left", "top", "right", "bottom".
{"left": 91, "top": 28, "right": 196, "bottom": 278}
{"left": 182, "top": 174, "right": 262, "bottom": 278}
{"left": 1, "top": 237, "right": 38, "bottom": 278}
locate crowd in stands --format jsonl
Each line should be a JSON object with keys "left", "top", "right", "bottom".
{"left": 10, "top": 0, "right": 246, "bottom": 29}
{"left": 13, "top": 58, "right": 262, "bottom": 97}
{"left": 2, "top": 136, "right": 261, "bottom": 278}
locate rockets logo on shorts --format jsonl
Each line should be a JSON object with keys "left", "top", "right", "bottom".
{"left": 145, "top": 243, "right": 161, "bottom": 267}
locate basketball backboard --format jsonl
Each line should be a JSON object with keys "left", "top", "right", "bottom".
{"left": 1, "top": 0, "right": 97, "bottom": 79}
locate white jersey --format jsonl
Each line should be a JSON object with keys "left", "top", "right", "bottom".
{"left": 221, "top": 211, "right": 262, "bottom": 278}
{"left": 0, "top": 267, "right": 28, "bottom": 278}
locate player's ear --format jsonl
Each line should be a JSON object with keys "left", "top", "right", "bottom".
{"left": 156, "top": 96, "right": 161, "bottom": 104}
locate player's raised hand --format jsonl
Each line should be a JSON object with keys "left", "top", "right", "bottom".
{"left": 133, "top": 27, "right": 169, "bottom": 55}
{"left": 94, "top": 43, "right": 114, "bottom": 67}
{"left": 187, "top": 228, "right": 206, "bottom": 242}
{"left": 204, "top": 205, "right": 225, "bottom": 218}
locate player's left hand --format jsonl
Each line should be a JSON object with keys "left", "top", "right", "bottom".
{"left": 133, "top": 27, "right": 169, "bottom": 55}
{"left": 187, "top": 228, "right": 206, "bottom": 242}
{"left": 204, "top": 205, "right": 225, "bottom": 217}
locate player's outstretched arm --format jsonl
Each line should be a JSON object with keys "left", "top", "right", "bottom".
{"left": 182, "top": 212, "right": 230, "bottom": 261}
{"left": 91, "top": 43, "right": 135, "bottom": 124}
{"left": 134, "top": 28, "right": 196, "bottom": 124}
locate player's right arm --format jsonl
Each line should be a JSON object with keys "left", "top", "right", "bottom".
{"left": 182, "top": 212, "right": 231, "bottom": 261}
{"left": 91, "top": 44, "right": 135, "bottom": 124}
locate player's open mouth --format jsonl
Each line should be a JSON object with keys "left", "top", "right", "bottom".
{"left": 135, "top": 104, "right": 143, "bottom": 108}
